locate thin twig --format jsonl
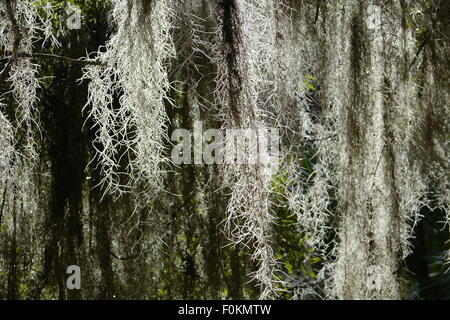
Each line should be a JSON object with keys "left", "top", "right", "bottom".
{"left": 409, "top": 30, "right": 432, "bottom": 70}
{"left": 0, "top": 185, "right": 7, "bottom": 226}
{"left": 293, "top": 277, "right": 326, "bottom": 289}
{"left": 314, "top": 1, "right": 320, "bottom": 24}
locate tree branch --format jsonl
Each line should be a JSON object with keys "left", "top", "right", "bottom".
{"left": 1, "top": 52, "right": 106, "bottom": 67}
